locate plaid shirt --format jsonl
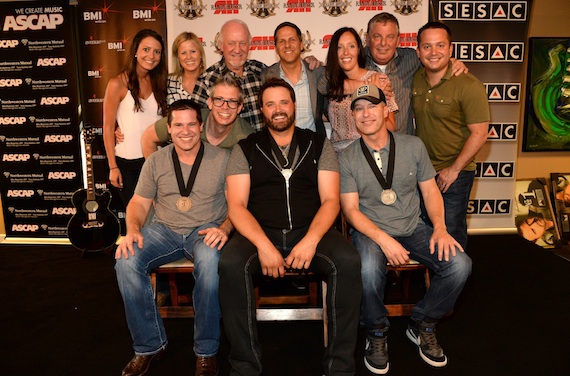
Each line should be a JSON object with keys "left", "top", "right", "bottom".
{"left": 190, "top": 58, "right": 267, "bottom": 131}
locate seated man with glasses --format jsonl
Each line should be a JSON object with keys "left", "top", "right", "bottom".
{"left": 141, "top": 73, "right": 255, "bottom": 156}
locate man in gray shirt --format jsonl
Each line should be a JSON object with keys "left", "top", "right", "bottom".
{"left": 339, "top": 84, "right": 471, "bottom": 374}
{"left": 115, "top": 100, "right": 230, "bottom": 376}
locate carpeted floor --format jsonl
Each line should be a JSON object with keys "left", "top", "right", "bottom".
{"left": 1, "top": 234, "right": 569, "bottom": 376}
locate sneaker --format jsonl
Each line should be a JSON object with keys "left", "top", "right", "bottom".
{"left": 364, "top": 327, "right": 389, "bottom": 374}
{"left": 406, "top": 320, "right": 447, "bottom": 367}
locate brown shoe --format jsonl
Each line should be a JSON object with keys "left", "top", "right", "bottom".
{"left": 195, "top": 356, "right": 218, "bottom": 376}
{"left": 121, "top": 349, "right": 165, "bottom": 376}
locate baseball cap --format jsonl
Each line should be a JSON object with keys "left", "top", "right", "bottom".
{"left": 350, "top": 84, "right": 386, "bottom": 110}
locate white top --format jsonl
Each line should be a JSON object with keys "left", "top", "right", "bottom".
{"left": 115, "top": 91, "right": 162, "bottom": 159}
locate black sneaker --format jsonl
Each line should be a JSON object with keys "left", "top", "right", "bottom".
{"left": 406, "top": 320, "right": 447, "bottom": 367}
{"left": 364, "top": 327, "right": 389, "bottom": 374}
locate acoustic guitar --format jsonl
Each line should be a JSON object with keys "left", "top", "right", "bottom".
{"left": 67, "top": 124, "right": 120, "bottom": 251}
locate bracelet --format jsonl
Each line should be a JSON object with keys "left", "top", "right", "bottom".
{"left": 110, "top": 167, "right": 118, "bottom": 170}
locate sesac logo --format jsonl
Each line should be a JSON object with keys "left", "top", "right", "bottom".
{"left": 7, "top": 189, "right": 35, "bottom": 197}
{"left": 12, "top": 224, "right": 40, "bottom": 232}
{"left": 485, "top": 83, "right": 520, "bottom": 102}
{"left": 3, "top": 14, "right": 64, "bottom": 31}
{"left": 0, "top": 117, "right": 26, "bottom": 125}
{"left": 0, "top": 39, "right": 19, "bottom": 48}
{"left": 52, "top": 207, "right": 76, "bottom": 215}
{"left": 37, "top": 57, "right": 66, "bottom": 66}
{"left": 488, "top": 123, "right": 517, "bottom": 141}
{"left": 40, "top": 96, "right": 70, "bottom": 105}
{"left": 0, "top": 78, "right": 23, "bottom": 87}
{"left": 44, "top": 134, "right": 73, "bottom": 143}
{"left": 48, "top": 171, "right": 76, "bottom": 179}
{"left": 2, "top": 153, "right": 31, "bottom": 162}
{"left": 454, "top": 43, "right": 523, "bottom": 62}
{"left": 439, "top": 1, "right": 527, "bottom": 21}
{"left": 475, "top": 162, "right": 514, "bottom": 178}
{"left": 467, "top": 199, "right": 511, "bottom": 215}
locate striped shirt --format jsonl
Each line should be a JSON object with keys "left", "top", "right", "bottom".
{"left": 190, "top": 58, "right": 267, "bottom": 131}
{"left": 280, "top": 64, "right": 316, "bottom": 132}
{"left": 366, "top": 47, "right": 421, "bottom": 135}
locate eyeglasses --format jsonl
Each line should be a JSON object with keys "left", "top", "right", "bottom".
{"left": 212, "top": 97, "right": 240, "bottom": 109}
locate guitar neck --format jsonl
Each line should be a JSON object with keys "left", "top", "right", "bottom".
{"left": 85, "top": 143, "right": 95, "bottom": 201}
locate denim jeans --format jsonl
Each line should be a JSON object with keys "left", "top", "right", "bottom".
{"left": 218, "top": 228, "right": 362, "bottom": 376}
{"left": 351, "top": 221, "right": 472, "bottom": 329}
{"left": 115, "top": 222, "right": 222, "bottom": 357}
{"left": 421, "top": 170, "right": 475, "bottom": 250}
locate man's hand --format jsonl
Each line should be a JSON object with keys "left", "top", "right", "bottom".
{"left": 303, "top": 55, "right": 324, "bottom": 70}
{"left": 198, "top": 227, "right": 229, "bottom": 250}
{"left": 378, "top": 236, "right": 410, "bottom": 266}
{"left": 115, "top": 127, "right": 124, "bottom": 144}
{"left": 436, "top": 166, "right": 460, "bottom": 193}
{"left": 284, "top": 237, "right": 317, "bottom": 270}
{"left": 450, "top": 58, "right": 468, "bottom": 76}
{"left": 258, "top": 246, "right": 286, "bottom": 278}
{"left": 115, "top": 231, "right": 143, "bottom": 259}
{"left": 429, "top": 228, "right": 464, "bottom": 261}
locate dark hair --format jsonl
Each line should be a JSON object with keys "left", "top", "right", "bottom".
{"left": 325, "top": 27, "right": 366, "bottom": 101}
{"left": 367, "top": 12, "right": 400, "bottom": 35}
{"left": 258, "top": 78, "right": 296, "bottom": 107}
{"left": 125, "top": 29, "right": 167, "bottom": 116}
{"left": 417, "top": 21, "right": 452, "bottom": 45}
{"left": 167, "top": 99, "right": 203, "bottom": 125}
{"left": 211, "top": 73, "right": 244, "bottom": 103}
{"left": 274, "top": 22, "right": 303, "bottom": 49}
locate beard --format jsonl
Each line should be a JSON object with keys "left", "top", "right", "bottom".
{"left": 264, "top": 111, "right": 296, "bottom": 132}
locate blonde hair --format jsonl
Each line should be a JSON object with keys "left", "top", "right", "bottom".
{"left": 171, "top": 32, "right": 206, "bottom": 77}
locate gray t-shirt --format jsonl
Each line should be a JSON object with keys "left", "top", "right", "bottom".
{"left": 339, "top": 132, "right": 435, "bottom": 237}
{"left": 226, "top": 131, "right": 339, "bottom": 176}
{"left": 135, "top": 142, "right": 229, "bottom": 234}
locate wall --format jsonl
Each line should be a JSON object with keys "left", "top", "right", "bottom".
{"left": 516, "top": 0, "right": 570, "bottom": 179}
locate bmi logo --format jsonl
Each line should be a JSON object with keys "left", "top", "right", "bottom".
{"left": 454, "top": 43, "right": 523, "bottom": 62}
{"left": 475, "top": 162, "right": 514, "bottom": 178}
{"left": 439, "top": 1, "right": 527, "bottom": 21}
{"left": 467, "top": 199, "right": 511, "bottom": 214}
{"left": 485, "top": 83, "right": 520, "bottom": 102}
{"left": 488, "top": 123, "right": 516, "bottom": 141}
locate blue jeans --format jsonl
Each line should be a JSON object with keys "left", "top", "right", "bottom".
{"left": 115, "top": 222, "right": 222, "bottom": 357}
{"left": 422, "top": 170, "right": 475, "bottom": 250}
{"left": 218, "top": 228, "right": 362, "bottom": 376}
{"left": 351, "top": 221, "right": 472, "bottom": 329}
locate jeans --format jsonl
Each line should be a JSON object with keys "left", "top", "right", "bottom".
{"left": 218, "top": 228, "right": 362, "bottom": 376}
{"left": 422, "top": 170, "right": 475, "bottom": 250}
{"left": 351, "top": 221, "right": 472, "bottom": 328}
{"left": 115, "top": 222, "right": 222, "bottom": 357}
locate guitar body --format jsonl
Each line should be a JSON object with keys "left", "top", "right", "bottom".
{"left": 67, "top": 188, "right": 120, "bottom": 251}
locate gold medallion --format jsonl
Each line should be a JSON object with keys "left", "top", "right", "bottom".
{"left": 176, "top": 197, "right": 192, "bottom": 212}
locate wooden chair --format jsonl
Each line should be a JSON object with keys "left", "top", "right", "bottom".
{"left": 386, "top": 260, "right": 431, "bottom": 316}
{"left": 150, "top": 258, "right": 195, "bottom": 319}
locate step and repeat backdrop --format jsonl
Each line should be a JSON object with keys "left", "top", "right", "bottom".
{"left": 0, "top": 0, "right": 533, "bottom": 242}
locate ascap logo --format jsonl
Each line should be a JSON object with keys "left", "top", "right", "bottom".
{"left": 40, "top": 96, "right": 70, "bottom": 105}
{"left": 37, "top": 57, "right": 66, "bottom": 66}
{"left": 48, "top": 171, "right": 76, "bottom": 179}
{"left": 11, "top": 224, "right": 40, "bottom": 232}
{"left": 83, "top": 11, "right": 103, "bottom": 21}
{"left": 7, "top": 189, "right": 34, "bottom": 197}
{"left": 0, "top": 117, "right": 26, "bottom": 125}
{"left": 250, "top": 36, "right": 274, "bottom": 50}
{"left": 488, "top": 123, "right": 516, "bottom": 141}
{"left": 212, "top": 0, "right": 241, "bottom": 14}
{"left": 0, "top": 78, "right": 23, "bottom": 87}
{"left": 3, "top": 14, "right": 64, "bottom": 31}
{"left": 485, "top": 83, "right": 520, "bottom": 102}
{"left": 133, "top": 9, "right": 153, "bottom": 19}
{"left": 2, "top": 153, "right": 30, "bottom": 162}
{"left": 475, "top": 162, "right": 514, "bottom": 178}
{"left": 0, "top": 39, "right": 19, "bottom": 48}
{"left": 467, "top": 199, "right": 511, "bottom": 214}
{"left": 44, "top": 134, "right": 73, "bottom": 143}
{"left": 439, "top": 1, "right": 527, "bottom": 21}
{"left": 454, "top": 42, "right": 523, "bottom": 62}
{"left": 285, "top": 0, "right": 313, "bottom": 12}
{"left": 52, "top": 207, "right": 76, "bottom": 215}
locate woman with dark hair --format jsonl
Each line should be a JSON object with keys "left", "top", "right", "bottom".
{"left": 103, "top": 29, "right": 167, "bottom": 207}
{"left": 319, "top": 27, "right": 397, "bottom": 152}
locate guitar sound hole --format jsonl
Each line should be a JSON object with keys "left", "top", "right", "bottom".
{"left": 85, "top": 201, "right": 99, "bottom": 213}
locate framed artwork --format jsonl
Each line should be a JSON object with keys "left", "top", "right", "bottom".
{"left": 550, "top": 173, "right": 570, "bottom": 243}
{"left": 514, "top": 178, "right": 560, "bottom": 248}
{"left": 522, "top": 37, "right": 570, "bottom": 151}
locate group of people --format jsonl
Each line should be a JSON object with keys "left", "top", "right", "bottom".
{"left": 108, "top": 12, "right": 490, "bottom": 376}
